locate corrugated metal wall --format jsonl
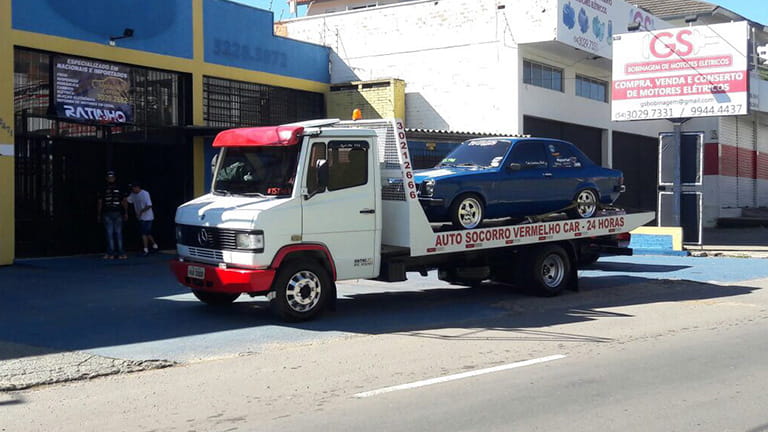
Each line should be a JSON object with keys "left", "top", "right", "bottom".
{"left": 719, "top": 116, "right": 757, "bottom": 208}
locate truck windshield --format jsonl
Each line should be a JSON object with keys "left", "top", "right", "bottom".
{"left": 213, "top": 146, "right": 299, "bottom": 197}
{"left": 438, "top": 139, "right": 512, "bottom": 168}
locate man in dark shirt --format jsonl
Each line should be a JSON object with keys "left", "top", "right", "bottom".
{"left": 97, "top": 170, "right": 128, "bottom": 259}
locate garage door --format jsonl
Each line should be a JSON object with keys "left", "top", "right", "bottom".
{"left": 612, "top": 131, "right": 658, "bottom": 213}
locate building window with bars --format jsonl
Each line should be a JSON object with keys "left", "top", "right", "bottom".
{"left": 523, "top": 60, "right": 563, "bottom": 92}
{"left": 575, "top": 74, "right": 608, "bottom": 102}
{"left": 203, "top": 76, "right": 324, "bottom": 128}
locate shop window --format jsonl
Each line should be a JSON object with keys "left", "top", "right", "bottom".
{"left": 576, "top": 74, "right": 608, "bottom": 102}
{"left": 203, "top": 76, "right": 324, "bottom": 128}
{"left": 523, "top": 60, "right": 563, "bottom": 92}
{"left": 13, "top": 48, "right": 184, "bottom": 134}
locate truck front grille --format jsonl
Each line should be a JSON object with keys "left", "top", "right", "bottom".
{"left": 177, "top": 225, "right": 238, "bottom": 250}
{"left": 187, "top": 247, "right": 224, "bottom": 261}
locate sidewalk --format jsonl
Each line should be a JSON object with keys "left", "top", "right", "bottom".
{"left": 687, "top": 226, "right": 768, "bottom": 258}
{"left": 0, "top": 252, "right": 178, "bottom": 390}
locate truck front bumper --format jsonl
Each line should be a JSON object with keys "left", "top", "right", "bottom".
{"left": 170, "top": 259, "right": 275, "bottom": 294}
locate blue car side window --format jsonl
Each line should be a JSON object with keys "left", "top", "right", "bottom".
{"left": 547, "top": 142, "right": 584, "bottom": 169}
{"left": 508, "top": 141, "right": 548, "bottom": 169}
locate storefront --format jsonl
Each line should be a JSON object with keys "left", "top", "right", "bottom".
{"left": 1, "top": 0, "right": 330, "bottom": 261}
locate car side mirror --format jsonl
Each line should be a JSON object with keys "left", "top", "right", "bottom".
{"left": 507, "top": 162, "right": 522, "bottom": 171}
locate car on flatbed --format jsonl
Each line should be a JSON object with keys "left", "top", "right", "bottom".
{"left": 413, "top": 137, "right": 625, "bottom": 229}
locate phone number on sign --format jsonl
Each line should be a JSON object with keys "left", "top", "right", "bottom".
{"left": 614, "top": 108, "right": 675, "bottom": 120}
{"left": 615, "top": 104, "right": 745, "bottom": 120}
{"left": 682, "top": 104, "right": 744, "bottom": 116}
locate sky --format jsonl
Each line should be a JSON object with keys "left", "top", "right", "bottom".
{"left": 230, "top": 0, "right": 306, "bottom": 21}
{"left": 234, "top": 0, "right": 768, "bottom": 25}
{"left": 713, "top": 0, "right": 768, "bottom": 26}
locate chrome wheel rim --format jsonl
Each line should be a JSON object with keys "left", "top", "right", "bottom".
{"left": 285, "top": 270, "right": 322, "bottom": 312}
{"left": 576, "top": 190, "right": 597, "bottom": 218}
{"left": 458, "top": 197, "right": 483, "bottom": 229}
{"left": 541, "top": 254, "right": 565, "bottom": 288}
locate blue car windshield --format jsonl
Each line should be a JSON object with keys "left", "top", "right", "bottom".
{"left": 438, "top": 139, "right": 512, "bottom": 168}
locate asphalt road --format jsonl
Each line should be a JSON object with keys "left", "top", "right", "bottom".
{"left": 2, "top": 253, "right": 768, "bottom": 431}
{"left": 2, "top": 253, "right": 768, "bottom": 363}
{"left": 268, "top": 319, "right": 768, "bottom": 432}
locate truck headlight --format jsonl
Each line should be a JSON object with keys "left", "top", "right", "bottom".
{"left": 175, "top": 226, "right": 183, "bottom": 242}
{"left": 236, "top": 232, "right": 264, "bottom": 251}
{"left": 422, "top": 179, "right": 436, "bottom": 197}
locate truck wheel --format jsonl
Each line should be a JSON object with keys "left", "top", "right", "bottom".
{"left": 269, "top": 261, "right": 330, "bottom": 322}
{"left": 192, "top": 290, "right": 240, "bottom": 305}
{"left": 450, "top": 194, "right": 484, "bottom": 229}
{"left": 568, "top": 189, "right": 598, "bottom": 219}
{"left": 522, "top": 245, "right": 571, "bottom": 297}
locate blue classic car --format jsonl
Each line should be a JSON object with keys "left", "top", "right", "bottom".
{"left": 413, "top": 137, "right": 625, "bottom": 229}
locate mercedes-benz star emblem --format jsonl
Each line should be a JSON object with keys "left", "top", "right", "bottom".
{"left": 197, "top": 229, "right": 210, "bottom": 246}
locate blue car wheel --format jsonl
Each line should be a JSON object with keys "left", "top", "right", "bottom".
{"left": 569, "top": 189, "right": 598, "bottom": 219}
{"left": 450, "top": 194, "right": 484, "bottom": 229}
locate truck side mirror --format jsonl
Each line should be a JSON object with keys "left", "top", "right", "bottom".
{"left": 317, "top": 159, "right": 329, "bottom": 189}
{"left": 211, "top": 154, "right": 218, "bottom": 173}
{"left": 305, "top": 159, "right": 329, "bottom": 200}
{"left": 507, "top": 162, "right": 522, "bottom": 171}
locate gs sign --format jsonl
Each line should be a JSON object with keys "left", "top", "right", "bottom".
{"left": 648, "top": 29, "right": 697, "bottom": 59}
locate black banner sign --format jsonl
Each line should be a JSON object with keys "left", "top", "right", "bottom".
{"left": 53, "top": 56, "right": 133, "bottom": 124}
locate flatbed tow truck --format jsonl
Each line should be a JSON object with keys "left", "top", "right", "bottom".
{"left": 170, "top": 119, "right": 655, "bottom": 321}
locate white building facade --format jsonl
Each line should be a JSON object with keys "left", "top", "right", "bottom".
{"left": 282, "top": 0, "right": 768, "bottom": 235}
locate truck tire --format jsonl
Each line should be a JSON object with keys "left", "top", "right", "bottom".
{"left": 521, "top": 245, "right": 571, "bottom": 297}
{"left": 568, "top": 188, "right": 598, "bottom": 219}
{"left": 192, "top": 290, "right": 240, "bottom": 305}
{"left": 269, "top": 260, "right": 330, "bottom": 322}
{"left": 450, "top": 194, "right": 484, "bottom": 229}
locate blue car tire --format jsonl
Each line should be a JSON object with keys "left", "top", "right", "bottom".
{"left": 450, "top": 193, "right": 484, "bottom": 229}
{"left": 569, "top": 188, "right": 598, "bottom": 219}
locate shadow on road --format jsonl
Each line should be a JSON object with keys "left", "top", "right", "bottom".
{"left": 0, "top": 254, "right": 763, "bottom": 361}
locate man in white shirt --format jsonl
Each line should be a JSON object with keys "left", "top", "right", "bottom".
{"left": 127, "top": 181, "right": 159, "bottom": 256}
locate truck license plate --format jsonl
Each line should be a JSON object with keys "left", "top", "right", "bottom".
{"left": 187, "top": 265, "right": 205, "bottom": 279}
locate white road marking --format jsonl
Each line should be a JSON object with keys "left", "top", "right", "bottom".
{"left": 353, "top": 354, "right": 566, "bottom": 398}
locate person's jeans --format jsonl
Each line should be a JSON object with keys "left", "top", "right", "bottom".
{"left": 103, "top": 211, "right": 125, "bottom": 256}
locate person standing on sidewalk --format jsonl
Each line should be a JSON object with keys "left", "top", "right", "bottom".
{"left": 127, "top": 181, "right": 159, "bottom": 257}
{"left": 96, "top": 170, "right": 128, "bottom": 259}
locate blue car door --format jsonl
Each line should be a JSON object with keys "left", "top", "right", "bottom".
{"left": 494, "top": 140, "right": 551, "bottom": 217}
{"left": 543, "top": 140, "right": 589, "bottom": 208}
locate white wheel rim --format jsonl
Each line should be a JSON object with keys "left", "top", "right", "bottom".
{"left": 541, "top": 254, "right": 565, "bottom": 288}
{"left": 458, "top": 197, "right": 482, "bottom": 229}
{"left": 576, "top": 190, "right": 597, "bottom": 218}
{"left": 285, "top": 270, "right": 322, "bottom": 312}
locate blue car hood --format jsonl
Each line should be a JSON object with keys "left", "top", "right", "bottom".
{"left": 413, "top": 166, "right": 497, "bottom": 182}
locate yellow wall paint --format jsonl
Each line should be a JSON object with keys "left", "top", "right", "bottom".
{"left": 630, "top": 226, "right": 684, "bottom": 251}
{"left": 1, "top": 0, "right": 15, "bottom": 265}
{"left": 193, "top": 137, "right": 205, "bottom": 197}
{"left": 192, "top": 0, "right": 205, "bottom": 197}
{"left": 0, "top": 158, "right": 14, "bottom": 266}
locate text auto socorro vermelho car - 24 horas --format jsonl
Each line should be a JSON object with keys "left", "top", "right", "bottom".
{"left": 412, "top": 137, "right": 625, "bottom": 229}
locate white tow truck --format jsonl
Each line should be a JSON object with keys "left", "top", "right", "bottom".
{"left": 171, "top": 119, "right": 655, "bottom": 321}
